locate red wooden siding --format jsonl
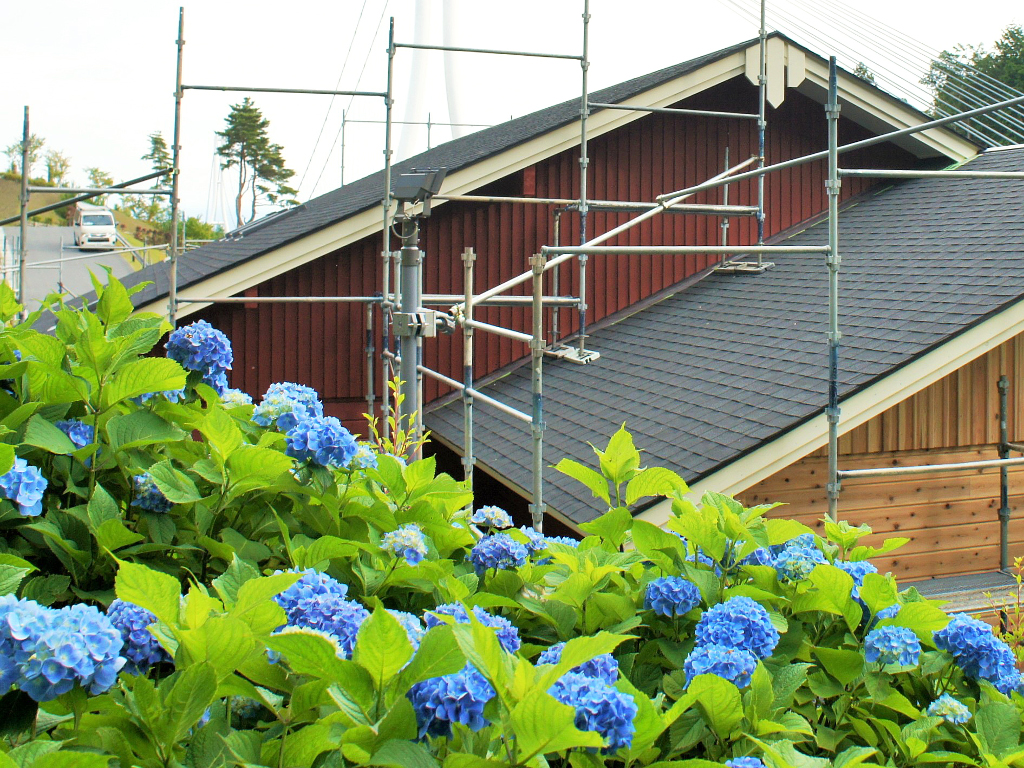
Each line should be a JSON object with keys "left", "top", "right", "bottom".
{"left": 194, "top": 78, "right": 922, "bottom": 435}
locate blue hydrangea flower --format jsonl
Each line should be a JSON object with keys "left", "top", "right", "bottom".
{"left": 106, "top": 599, "right": 169, "bottom": 674}
{"left": 538, "top": 642, "right": 619, "bottom": 684}
{"left": 55, "top": 419, "right": 94, "bottom": 449}
{"left": 220, "top": 388, "right": 253, "bottom": 408}
{"left": 273, "top": 569, "right": 349, "bottom": 627}
{"left": 519, "top": 526, "right": 547, "bottom": 553}
{"left": 389, "top": 610, "right": 426, "bottom": 650}
{"left": 550, "top": 671, "right": 637, "bottom": 753}
{"left": 471, "top": 505, "right": 513, "bottom": 529}
{"left": 934, "top": 613, "right": 1019, "bottom": 684}
{"left": 773, "top": 546, "right": 826, "bottom": 581}
{"left": 864, "top": 625, "right": 921, "bottom": 666}
{"left": 408, "top": 662, "right": 495, "bottom": 738}
{"left": 836, "top": 560, "right": 878, "bottom": 587}
{"left": 349, "top": 443, "right": 379, "bottom": 469}
{"left": 425, "top": 603, "right": 521, "bottom": 653}
{"left": 252, "top": 382, "right": 324, "bottom": 431}
{"left": 8, "top": 601, "right": 125, "bottom": 702}
{"left": 278, "top": 592, "right": 368, "bottom": 659}
{"left": 926, "top": 693, "right": 971, "bottom": 724}
{"left": 644, "top": 577, "right": 702, "bottom": 618}
{"left": 285, "top": 415, "right": 358, "bottom": 468}
{"left": 0, "top": 457, "right": 47, "bottom": 517}
{"left": 166, "top": 320, "right": 233, "bottom": 394}
{"left": 0, "top": 594, "right": 51, "bottom": 691}
{"left": 726, "top": 759, "right": 766, "bottom": 768}
{"left": 135, "top": 387, "right": 187, "bottom": 405}
{"left": 230, "top": 696, "right": 265, "bottom": 724}
{"left": 468, "top": 533, "right": 528, "bottom": 576}
{"left": 382, "top": 524, "right": 428, "bottom": 566}
{"left": 695, "top": 596, "right": 779, "bottom": 659}
{"left": 995, "top": 671, "right": 1024, "bottom": 696}
{"left": 545, "top": 535, "right": 580, "bottom": 548}
{"left": 683, "top": 644, "right": 758, "bottom": 689}
{"left": 739, "top": 548, "right": 773, "bottom": 567}
{"left": 130, "top": 473, "right": 172, "bottom": 514}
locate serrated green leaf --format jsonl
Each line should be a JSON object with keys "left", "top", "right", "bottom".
{"left": 631, "top": 520, "right": 685, "bottom": 573}
{"left": 106, "top": 410, "right": 186, "bottom": 452}
{"left": 397, "top": 625, "right": 465, "bottom": 690}
{"left": 555, "top": 458, "right": 611, "bottom": 504}
{"left": 22, "top": 414, "right": 77, "bottom": 454}
{"left": 353, "top": 607, "right": 414, "bottom": 684}
{"left": 976, "top": 701, "right": 1021, "bottom": 758}
{"left": 95, "top": 518, "right": 144, "bottom": 552}
{"left": 115, "top": 560, "right": 181, "bottom": 627}
{"left": 165, "top": 662, "right": 219, "bottom": 742}
{"left": 146, "top": 459, "right": 201, "bottom": 503}
{"left": 578, "top": 506, "right": 633, "bottom": 548}
{"left": 212, "top": 556, "right": 260, "bottom": 605}
{"left": 626, "top": 466, "right": 689, "bottom": 505}
{"left": 0, "top": 564, "right": 28, "bottom": 597}
{"left": 101, "top": 357, "right": 186, "bottom": 409}
{"left": 368, "top": 740, "right": 439, "bottom": 768}
{"left": 512, "top": 690, "right": 606, "bottom": 759}
{"left": 814, "top": 647, "right": 864, "bottom": 685}
{"left": 688, "top": 674, "right": 744, "bottom": 738}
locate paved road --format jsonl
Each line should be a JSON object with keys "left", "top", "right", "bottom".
{"left": 0, "top": 226, "right": 137, "bottom": 306}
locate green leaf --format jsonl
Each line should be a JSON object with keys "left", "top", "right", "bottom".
{"left": 353, "top": 607, "right": 415, "bottom": 684}
{"left": 0, "top": 444, "right": 13, "bottom": 476}
{"left": 976, "top": 701, "right": 1021, "bottom": 758}
{"left": 538, "top": 631, "right": 632, "bottom": 689}
{"left": 688, "top": 674, "right": 743, "bottom": 737}
{"left": 95, "top": 519, "right": 144, "bottom": 552}
{"left": 0, "top": 690, "right": 37, "bottom": 739}
{"left": 814, "top": 647, "right": 864, "bottom": 685}
{"left": 277, "top": 722, "right": 337, "bottom": 768}
{"left": 32, "top": 754, "right": 112, "bottom": 768}
{"left": 765, "top": 519, "right": 815, "bottom": 546}
{"left": 879, "top": 601, "right": 951, "bottom": 643}
{"left": 791, "top": 564, "right": 861, "bottom": 632}
{"left": 20, "top": 574, "right": 70, "bottom": 606}
{"left": 265, "top": 630, "right": 353, "bottom": 683}
{"left": 8, "top": 740, "right": 62, "bottom": 767}
{"left": 226, "top": 446, "right": 294, "bottom": 489}
{"left": 833, "top": 746, "right": 878, "bottom": 768}
{"left": 212, "top": 556, "right": 260, "bottom": 605}
{"left": 748, "top": 663, "right": 774, "bottom": 724}
{"left": 578, "top": 506, "right": 633, "bottom": 548}
{"left": 22, "top": 414, "right": 78, "bottom": 454}
{"left": 0, "top": 565, "right": 28, "bottom": 597}
{"left": 626, "top": 466, "right": 689, "bottom": 505}
{"left": 631, "top": 520, "right": 685, "bottom": 573}
{"left": 96, "top": 274, "right": 134, "bottom": 327}
{"left": 201, "top": 406, "right": 243, "bottom": 459}
{"left": 858, "top": 573, "right": 899, "bottom": 616}
{"left": 0, "top": 282, "right": 22, "bottom": 323}
{"left": 101, "top": 357, "right": 186, "bottom": 409}
{"left": 368, "top": 740, "right": 440, "bottom": 768}
{"left": 146, "top": 459, "right": 201, "bottom": 504}
{"left": 512, "top": 690, "right": 606, "bottom": 758}
{"left": 178, "top": 617, "right": 256, "bottom": 682}
{"left": 397, "top": 625, "right": 466, "bottom": 690}
{"left": 165, "top": 662, "right": 219, "bottom": 742}
{"left": 594, "top": 425, "right": 642, "bottom": 486}
{"left": 87, "top": 484, "right": 120, "bottom": 529}
{"left": 115, "top": 560, "right": 181, "bottom": 626}
{"left": 106, "top": 410, "right": 186, "bottom": 452}
{"left": 554, "top": 458, "right": 610, "bottom": 505}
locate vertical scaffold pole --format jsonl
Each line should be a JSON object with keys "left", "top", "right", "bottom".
{"left": 756, "top": 0, "right": 767, "bottom": 266}
{"left": 169, "top": 7, "right": 184, "bottom": 325}
{"left": 826, "top": 57, "right": 842, "bottom": 522}
{"left": 18, "top": 107, "right": 29, "bottom": 312}
{"left": 530, "top": 253, "right": 547, "bottom": 532}
{"left": 721, "top": 147, "right": 731, "bottom": 249}
{"left": 551, "top": 210, "right": 562, "bottom": 343}
{"left": 382, "top": 18, "right": 396, "bottom": 440}
{"left": 398, "top": 214, "right": 422, "bottom": 461}
{"left": 462, "top": 248, "right": 476, "bottom": 504}
{"left": 999, "top": 375, "right": 1011, "bottom": 572}
{"left": 577, "top": 0, "right": 591, "bottom": 356}
{"left": 365, "top": 302, "right": 375, "bottom": 416}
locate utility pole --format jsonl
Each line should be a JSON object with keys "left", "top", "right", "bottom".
{"left": 18, "top": 107, "right": 29, "bottom": 314}
{"left": 169, "top": 7, "right": 184, "bottom": 325}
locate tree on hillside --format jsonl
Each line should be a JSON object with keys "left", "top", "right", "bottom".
{"left": 215, "top": 98, "right": 297, "bottom": 227}
{"left": 142, "top": 132, "right": 171, "bottom": 174}
{"left": 44, "top": 150, "right": 71, "bottom": 185}
{"left": 86, "top": 167, "right": 114, "bottom": 205}
{"left": 923, "top": 24, "right": 1024, "bottom": 145}
{"left": 4, "top": 133, "right": 45, "bottom": 176}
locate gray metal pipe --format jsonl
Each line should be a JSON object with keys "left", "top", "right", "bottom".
{"left": 381, "top": 18, "right": 396, "bottom": 442}
{"left": 19, "top": 107, "right": 29, "bottom": 310}
{"left": 433, "top": 193, "right": 757, "bottom": 215}
{"left": 27, "top": 187, "right": 171, "bottom": 195}
{"left": 826, "top": 58, "right": 841, "bottom": 522}
{"left": 530, "top": 253, "right": 546, "bottom": 532}
{"left": 182, "top": 84, "right": 387, "bottom": 98}
{"left": 399, "top": 216, "right": 422, "bottom": 460}
{"left": 417, "top": 364, "right": 532, "bottom": 424}
{"left": 169, "top": 7, "right": 184, "bottom": 326}
{"left": 1006, "top": 442, "right": 1024, "bottom": 453}
{"left": 757, "top": 0, "right": 767, "bottom": 267}
{"left": 462, "top": 248, "right": 476, "bottom": 499}
{"left": 542, "top": 245, "right": 830, "bottom": 255}
{"left": 578, "top": 0, "right": 591, "bottom": 359}
{"left": 394, "top": 41, "right": 582, "bottom": 61}
{"left": 365, "top": 302, "right": 375, "bottom": 418}
{"left": 839, "top": 169, "right": 1024, "bottom": 180}
{"left": 590, "top": 102, "right": 758, "bottom": 120}
{"left": 838, "top": 456, "right": 1024, "bottom": 480}
{"left": 999, "top": 375, "right": 1011, "bottom": 572}
{"left": 464, "top": 318, "right": 533, "bottom": 344}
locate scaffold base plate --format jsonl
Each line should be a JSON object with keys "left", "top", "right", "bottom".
{"left": 714, "top": 260, "right": 775, "bottom": 274}
{"left": 547, "top": 345, "right": 601, "bottom": 364}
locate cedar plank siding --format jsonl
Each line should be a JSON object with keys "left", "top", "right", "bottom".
{"left": 192, "top": 78, "right": 921, "bottom": 434}
{"left": 738, "top": 333, "right": 1024, "bottom": 582}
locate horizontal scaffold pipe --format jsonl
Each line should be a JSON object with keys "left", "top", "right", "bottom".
{"left": 28, "top": 187, "right": 171, "bottom": 196}
{"left": 182, "top": 84, "right": 387, "bottom": 98}
{"left": 838, "top": 456, "right": 1024, "bottom": 479}
{"left": 394, "top": 41, "right": 582, "bottom": 61}
{"left": 465, "top": 155, "right": 761, "bottom": 307}
{"left": 590, "top": 102, "right": 759, "bottom": 120}
{"left": 839, "top": 169, "right": 1024, "bottom": 180}
{"left": 656, "top": 90, "right": 1024, "bottom": 202}
{"left": 541, "top": 245, "right": 830, "bottom": 256}
{"left": 177, "top": 294, "right": 579, "bottom": 307}
{"left": 1006, "top": 441, "right": 1024, "bottom": 452}
{"left": 464, "top": 318, "right": 534, "bottom": 344}
{"left": 433, "top": 193, "right": 758, "bottom": 216}
{"left": 417, "top": 365, "right": 532, "bottom": 424}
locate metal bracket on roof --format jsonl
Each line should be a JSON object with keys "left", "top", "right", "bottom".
{"left": 546, "top": 344, "right": 601, "bottom": 364}
{"left": 714, "top": 261, "right": 775, "bottom": 274}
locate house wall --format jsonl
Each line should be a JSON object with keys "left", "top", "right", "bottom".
{"left": 194, "top": 78, "right": 921, "bottom": 434}
{"left": 737, "top": 332, "right": 1024, "bottom": 582}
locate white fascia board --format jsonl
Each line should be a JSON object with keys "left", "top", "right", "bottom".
{"left": 636, "top": 297, "right": 1024, "bottom": 527}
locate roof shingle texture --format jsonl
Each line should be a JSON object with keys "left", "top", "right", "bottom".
{"left": 425, "top": 147, "right": 1024, "bottom": 525}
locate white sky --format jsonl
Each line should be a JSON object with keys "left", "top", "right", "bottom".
{"left": 3, "top": 1, "right": 1021, "bottom": 228}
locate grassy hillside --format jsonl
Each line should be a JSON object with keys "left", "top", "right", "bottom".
{"left": 0, "top": 179, "right": 65, "bottom": 225}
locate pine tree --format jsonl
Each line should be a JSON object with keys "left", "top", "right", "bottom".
{"left": 142, "top": 132, "right": 171, "bottom": 174}
{"left": 215, "top": 98, "right": 296, "bottom": 227}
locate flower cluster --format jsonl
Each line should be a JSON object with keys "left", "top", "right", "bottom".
{"left": 408, "top": 663, "right": 495, "bottom": 738}
{"left": 389, "top": 610, "right": 426, "bottom": 649}
{"left": 550, "top": 671, "right": 638, "bottom": 753}
{"left": 836, "top": 559, "right": 878, "bottom": 591}
{"left": 106, "top": 599, "right": 169, "bottom": 674}
{"left": 273, "top": 569, "right": 349, "bottom": 624}
{"left": 771, "top": 535, "right": 825, "bottom": 581}
{"left": 131, "top": 473, "right": 172, "bottom": 514}
{"left": 739, "top": 547, "right": 774, "bottom": 567}
{"left": 538, "top": 642, "right": 619, "bottom": 685}
{"left": 471, "top": 505, "right": 513, "bottom": 529}
{"left": 271, "top": 569, "right": 370, "bottom": 657}
{"left": 55, "top": 418, "right": 94, "bottom": 449}
{"left": 166, "top": 319, "right": 233, "bottom": 394}
{"left": 220, "top": 388, "right": 253, "bottom": 408}
{"left": 518, "top": 526, "right": 580, "bottom": 564}
{"left": 0, "top": 457, "right": 47, "bottom": 517}
{"left": 864, "top": 625, "right": 921, "bottom": 666}
{"left": 926, "top": 693, "right": 971, "bottom": 725}
{"left": 726, "top": 759, "right": 766, "bottom": 768}
{"left": 382, "top": 524, "right": 428, "bottom": 566}
{"left": 695, "top": 596, "right": 779, "bottom": 660}
{"left": 252, "top": 382, "right": 324, "bottom": 431}
{"left": 349, "top": 443, "right": 379, "bottom": 469}
{"left": 135, "top": 388, "right": 186, "bottom": 405}
{"left": 934, "top": 613, "right": 1020, "bottom": 690}
{"left": 683, "top": 644, "right": 759, "bottom": 689}
{"left": 0, "top": 595, "right": 125, "bottom": 702}
{"left": 285, "top": 415, "right": 358, "bottom": 468}
{"left": 644, "top": 576, "right": 701, "bottom": 618}
{"left": 468, "top": 533, "right": 528, "bottom": 576}
{"left": 425, "top": 603, "right": 521, "bottom": 653}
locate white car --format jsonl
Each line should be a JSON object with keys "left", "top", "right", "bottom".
{"left": 73, "top": 205, "right": 117, "bottom": 250}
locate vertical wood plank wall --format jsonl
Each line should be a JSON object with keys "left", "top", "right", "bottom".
{"left": 194, "top": 78, "right": 920, "bottom": 434}
{"left": 738, "top": 333, "right": 1024, "bottom": 581}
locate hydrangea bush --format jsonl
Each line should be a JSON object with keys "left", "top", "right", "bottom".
{"left": 0, "top": 278, "right": 1021, "bottom": 767}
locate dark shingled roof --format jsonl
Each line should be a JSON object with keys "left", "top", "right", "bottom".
{"left": 424, "top": 147, "right": 1024, "bottom": 526}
